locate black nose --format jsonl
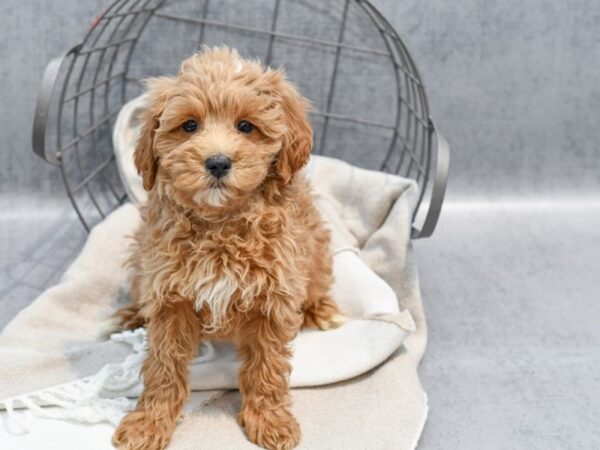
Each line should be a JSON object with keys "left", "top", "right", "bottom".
{"left": 205, "top": 154, "right": 232, "bottom": 179}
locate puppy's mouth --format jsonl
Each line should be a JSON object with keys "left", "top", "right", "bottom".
{"left": 207, "top": 178, "right": 227, "bottom": 189}
{"left": 193, "top": 184, "right": 231, "bottom": 208}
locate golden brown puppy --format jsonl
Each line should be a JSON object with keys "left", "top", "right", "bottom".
{"left": 112, "top": 47, "right": 343, "bottom": 450}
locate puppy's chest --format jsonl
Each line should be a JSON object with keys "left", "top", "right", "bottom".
{"left": 164, "top": 230, "right": 271, "bottom": 308}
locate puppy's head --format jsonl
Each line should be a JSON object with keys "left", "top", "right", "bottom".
{"left": 135, "top": 47, "right": 312, "bottom": 210}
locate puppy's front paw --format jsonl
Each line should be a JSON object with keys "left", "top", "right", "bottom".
{"left": 113, "top": 409, "right": 174, "bottom": 450}
{"left": 238, "top": 406, "right": 301, "bottom": 450}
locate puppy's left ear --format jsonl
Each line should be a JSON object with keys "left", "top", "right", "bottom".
{"left": 274, "top": 77, "right": 313, "bottom": 185}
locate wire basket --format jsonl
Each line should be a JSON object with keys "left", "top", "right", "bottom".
{"left": 32, "top": 0, "right": 448, "bottom": 238}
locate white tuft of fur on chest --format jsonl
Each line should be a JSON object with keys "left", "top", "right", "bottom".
{"left": 193, "top": 273, "right": 238, "bottom": 326}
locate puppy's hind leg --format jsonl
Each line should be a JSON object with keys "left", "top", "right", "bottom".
{"left": 99, "top": 274, "right": 146, "bottom": 337}
{"left": 302, "top": 295, "right": 347, "bottom": 331}
{"left": 302, "top": 267, "right": 346, "bottom": 331}
{"left": 98, "top": 304, "right": 146, "bottom": 337}
{"left": 115, "top": 303, "right": 147, "bottom": 330}
{"left": 302, "top": 245, "right": 346, "bottom": 331}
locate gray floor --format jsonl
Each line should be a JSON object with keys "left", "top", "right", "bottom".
{"left": 415, "top": 201, "right": 600, "bottom": 450}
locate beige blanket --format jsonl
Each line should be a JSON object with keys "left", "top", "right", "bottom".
{"left": 0, "top": 156, "right": 428, "bottom": 449}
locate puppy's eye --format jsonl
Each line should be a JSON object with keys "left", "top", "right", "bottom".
{"left": 181, "top": 119, "right": 198, "bottom": 133}
{"left": 236, "top": 120, "right": 254, "bottom": 134}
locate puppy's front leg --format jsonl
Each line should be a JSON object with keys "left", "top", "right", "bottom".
{"left": 113, "top": 298, "right": 201, "bottom": 450}
{"left": 237, "top": 304, "right": 303, "bottom": 450}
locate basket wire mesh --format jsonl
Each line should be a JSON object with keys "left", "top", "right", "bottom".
{"left": 32, "top": 0, "right": 447, "bottom": 236}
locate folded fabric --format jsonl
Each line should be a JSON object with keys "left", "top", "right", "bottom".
{"left": 0, "top": 95, "right": 429, "bottom": 449}
{"left": 0, "top": 198, "right": 415, "bottom": 419}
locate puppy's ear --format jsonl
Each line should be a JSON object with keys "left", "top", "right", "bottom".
{"left": 135, "top": 77, "right": 175, "bottom": 191}
{"left": 274, "top": 76, "right": 313, "bottom": 185}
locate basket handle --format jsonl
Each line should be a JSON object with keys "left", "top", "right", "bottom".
{"left": 32, "top": 45, "right": 81, "bottom": 165}
{"left": 411, "top": 118, "right": 450, "bottom": 239}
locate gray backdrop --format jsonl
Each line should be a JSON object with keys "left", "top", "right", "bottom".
{"left": 1, "top": 1, "right": 598, "bottom": 449}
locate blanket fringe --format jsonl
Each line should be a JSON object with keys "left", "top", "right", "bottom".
{"left": 1, "top": 328, "right": 216, "bottom": 434}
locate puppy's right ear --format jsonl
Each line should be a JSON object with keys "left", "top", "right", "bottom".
{"left": 135, "top": 77, "right": 176, "bottom": 191}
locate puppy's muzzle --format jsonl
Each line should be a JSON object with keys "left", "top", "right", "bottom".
{"left": 205, "top": 154, "right": 232, "bottom": 179}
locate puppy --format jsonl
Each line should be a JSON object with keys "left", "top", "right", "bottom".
{"left": 112, "top": 47, "right": 343, "bottom": 450}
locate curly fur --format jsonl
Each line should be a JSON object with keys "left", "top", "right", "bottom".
{"left": 113, "top": 47, "right": 342, "bottom": 450}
